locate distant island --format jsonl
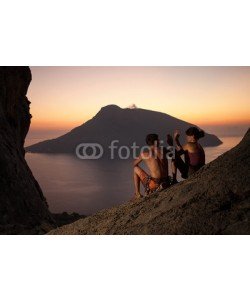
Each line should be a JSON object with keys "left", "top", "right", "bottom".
{"left": 26, "top": 104, "right": 222, "bottom": 155}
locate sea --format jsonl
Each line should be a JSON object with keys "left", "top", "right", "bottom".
{"left": 25, "top": 128, "right": 247, "bottom": 215}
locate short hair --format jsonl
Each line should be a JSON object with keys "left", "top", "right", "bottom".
{"left": 186, "top": 127, "right": 205, "bottom": 140}
{"left": 146, "top": 134, "right": 159, "bottom": 146}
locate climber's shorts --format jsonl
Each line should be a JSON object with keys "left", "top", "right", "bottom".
{"left": 137, "top": 168, "right": 169, "bottom": 193}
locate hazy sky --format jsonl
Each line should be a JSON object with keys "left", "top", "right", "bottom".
{"left": 28, "top": 67, "right": 250, "bottom": 130}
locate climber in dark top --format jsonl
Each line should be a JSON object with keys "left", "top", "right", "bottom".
{"left": 167, "top": 127, "right": 206, "bottom": 182}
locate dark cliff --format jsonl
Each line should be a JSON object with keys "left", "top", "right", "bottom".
{"left": 0, "top": 67, "right": 55, "bottom": 234}
{"left": 49, "top": 130, "right": 250, "bottom": 235}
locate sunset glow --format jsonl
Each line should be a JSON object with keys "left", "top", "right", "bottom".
{"left": 28, "top": 67, "right": 250, "bottom": 130}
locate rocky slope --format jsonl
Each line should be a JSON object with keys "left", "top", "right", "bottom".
{"left": 49, "top": 129, "right": 250, "bottom": 235}
{"left": 26, "top": 104, "right": 222, "bottom": 155}
{"left": 0, "top": 67, "right": 55, "bottom": 234}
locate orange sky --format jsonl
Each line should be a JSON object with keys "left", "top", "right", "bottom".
{"left": 28, "top": 67, "right": 250, "bottom": 130}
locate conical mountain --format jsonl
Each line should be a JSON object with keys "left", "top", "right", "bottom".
{"left": 26, "top": 105, "right": 222, "bottom": 155}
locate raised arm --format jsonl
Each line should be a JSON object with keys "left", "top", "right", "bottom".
{"left": 174, "top": 130, "right": 183, "bottom": 151}
{"left": 174, "top": 130, "right": 189, "bottom": 155}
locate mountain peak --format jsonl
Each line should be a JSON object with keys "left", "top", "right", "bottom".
{"left": 26, "top": 105, "right": 223, "bottom": 153}
{"left": 100, "top": 104, "right": 122, "bottom": 112}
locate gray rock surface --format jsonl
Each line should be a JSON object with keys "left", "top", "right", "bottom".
{"left": 49, "top": 129, "right": 250, "bottom": 235}
{"left": 0, "top": 67, "right": 55, "bottom": 234}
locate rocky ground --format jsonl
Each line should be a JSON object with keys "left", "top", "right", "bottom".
{"left": 49, "top": 130, "right": 250, "bottom": 235}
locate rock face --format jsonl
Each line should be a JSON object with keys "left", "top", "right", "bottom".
{"left": 0, "top": 67, "right": 55, "bottom": 234}
{"left": 49, "top": 130, "right": 250, "bottom": 235}
{"left": 26, "top": 104, "right": 222, "bottom": 155}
